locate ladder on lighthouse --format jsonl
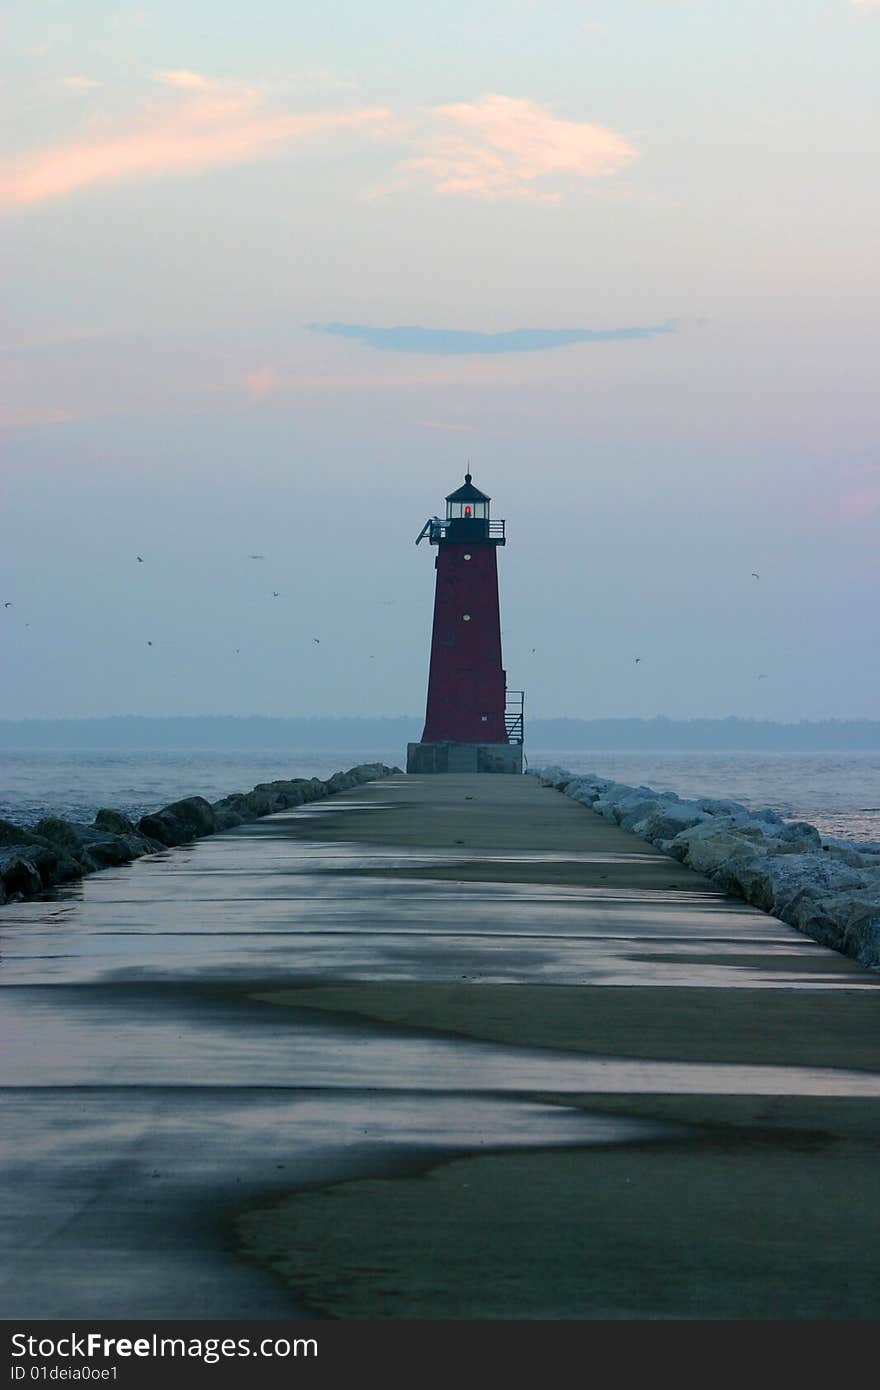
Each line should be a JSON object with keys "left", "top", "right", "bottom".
{"left": 505, "top": 690, "right": 524, "bottom": 745}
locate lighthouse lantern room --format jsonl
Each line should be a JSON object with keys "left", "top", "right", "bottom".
{"left": 407, "top": 472, "right": 524, "bottom": 775}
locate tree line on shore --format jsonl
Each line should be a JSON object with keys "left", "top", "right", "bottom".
{"left": 0, "top": 715, "right": 878, "bottom": 751}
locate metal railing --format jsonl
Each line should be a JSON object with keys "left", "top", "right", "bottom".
{"left": 415, "top": 517, "right": 506, "bottom": 545}
{"left": 505, "top": 689, "right": 524, "bottom": 745}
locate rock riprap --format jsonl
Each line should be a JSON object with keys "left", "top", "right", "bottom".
{"left": 530, "top": 766, "right": 880, "bottom": 970}
{"left": 0, "top": 763, "right": 400, "bottom": 905}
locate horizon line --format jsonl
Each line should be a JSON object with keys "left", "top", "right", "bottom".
{"left": 1, "top": 715, "right": 878, "bottom": 728}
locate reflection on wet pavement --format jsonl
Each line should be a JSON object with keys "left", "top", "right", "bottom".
{"left": 3, "top": 986, "right": 879, "bottom": 1094}
{"left": 0, "top": 833, "right": 869, "bottom": 990}
{"left": 1, "top": 1087, "right": 674, "bottom": 1318}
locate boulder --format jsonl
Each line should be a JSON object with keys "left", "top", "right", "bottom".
{"left": 32, "top": 816, "right": 87, "bottom": 852}
{"left": 0, "top": 839, "right": 84, "bottom": 898}
{"left": 0, "top": 819, "right": 44, "bottom": 848}
{"left": 138, "top": 796, "right": 217, "bottom": 846}
{"left": 632, "top": 801, "right": 711, "bottom": 844}
{"left": 94, "top": 808, "right": 137, "bottom": 836}
{"left": 0, "top": 848, "right": 44, "bottom": 900}
{"left": 671, "top": 823, "right": 768, "bottom": 884}
{"left": 567, "top": 780, "right": 605, "bottom": 807}
{"left": 612, "top": 790, "right": 665, "bottom": 831}
{"left": 775, "top": 820, "right": 823, "bottom": 850}
{"left": 696, "top": 797, "right": 751, "bottom": 822}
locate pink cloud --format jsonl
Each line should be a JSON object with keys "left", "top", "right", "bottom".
{"left": 401, "top": 93, "right": 636, "bottom": 202}
{"left": 61, "top": 76, "right": 104, "bottom": 90}
{"left": 0, "top": 81, "right": 391, "bottom": 209}
{"left": 0, "top": 405, "right": 78, "bottom": 430}
{"left": 153, "top": 69, "right": 217, "bottom": 91}
{"left": 243, "top": 366, "right": 277, "bottom": 401}
{"left": 837, "top": 480, "right": 880, "bottom": 522}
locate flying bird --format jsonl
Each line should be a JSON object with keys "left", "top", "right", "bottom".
{"left": 634, "top": 657, "right": 641, "bottom": 663}
{"left": 146, "top": 640, "right": 153, "bottom": 646}
{"left": 751, "top": 572, "right": 760, "bottom": 579}
{"left": 312, "top": 637, "right": 320, "bottom": 644}
{"left": 3, "top": 602, "right": 11, "bottom": 608}
{"left": 272, "top": 591, "right": 280, "bottom": 597}
{"left": 136, "top": 556, "right": 144, "bottom": 563}
{"left": 250, "top": 554, "right": 265, "bottom": 560}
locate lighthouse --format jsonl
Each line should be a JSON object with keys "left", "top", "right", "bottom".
{"left": 406, "top": 472, "right": 524, "bottom": 774}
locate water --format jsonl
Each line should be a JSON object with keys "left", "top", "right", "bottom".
{"left": 0, "top": 748, "right": 404, "bottom": 827}
{"left": 526, "top": 749, "right": 880, "bottom": 847}
{"left": 0, "top": 746, "right": 877, "bottom": 848}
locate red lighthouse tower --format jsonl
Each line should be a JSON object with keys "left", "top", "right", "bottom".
{"left": 406, "top": 472, "right": 524, "bottom": 774}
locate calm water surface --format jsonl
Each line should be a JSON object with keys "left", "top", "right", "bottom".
{"left": 0, "top": 746, "right": 877, "bottom": 846}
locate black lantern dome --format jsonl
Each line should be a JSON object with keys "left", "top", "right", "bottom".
{"left": 445, "top": 472, "right": 490, "bottom": 523}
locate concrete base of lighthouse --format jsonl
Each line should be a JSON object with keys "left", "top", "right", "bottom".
{"left": 406, "top": 741, "right": 523, "bottom": 775}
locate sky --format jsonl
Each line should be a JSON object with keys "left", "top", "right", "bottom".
{"left": 1, "top": 0, "right": 878, "bottom": 723}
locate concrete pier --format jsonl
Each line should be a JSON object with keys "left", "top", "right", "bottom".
{"left": 1, "top": 772, "right": 879, "bottom": 1320}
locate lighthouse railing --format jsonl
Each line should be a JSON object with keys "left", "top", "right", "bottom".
{"left": 415, "top": 518, "right": 506, "bottom": 545}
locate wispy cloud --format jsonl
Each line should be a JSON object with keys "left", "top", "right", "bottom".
{"left": 310, "top": 322, "right": 676, "bottom": 355}
{"left": 418, "top": 418, "right": 478, "bottom": 433}
{"left": 0, "top": 75, "right": 391, "bottom": 209}
{"left": 398, "top": 93, "right": 636, "bottom": 202}
{"left": 3, "top": 77, "right": 632, "bottom": 211}
{"left": 850, "top": 1, "right": 880, "bottom": 10}
{"left": 61, "top": 76, "right": 104, "bottom": 90}
{"left": 153, "top": 68, "right": 218, "bottom": 91}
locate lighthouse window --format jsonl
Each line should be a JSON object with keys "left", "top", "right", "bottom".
{"left": 447, "top": 501, "right": 488, "bottom": 520}
{"left": 462, "top": 613, "right": 471, "bottom": 621}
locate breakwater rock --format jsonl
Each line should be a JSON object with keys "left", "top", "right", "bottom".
{"left": 530, "top": 766, "right": 880, "bottom": 971}
{"left": 0, "top": 763, "right": 401, "bottom": 905}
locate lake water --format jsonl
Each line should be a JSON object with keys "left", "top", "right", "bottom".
{"left": 0, "top": 746, "right": 877, "bottom": 848}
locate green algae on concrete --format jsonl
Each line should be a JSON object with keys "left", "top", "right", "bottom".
{"left": 252, "top": 981, "right": 880, "bottom": 1071}
{"left": 236, "top": 1102, "right": 880, "bottom": 1320}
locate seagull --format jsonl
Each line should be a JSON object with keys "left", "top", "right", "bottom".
{"left": 146, "top": 640, "right": 153, "bottom": 646}
{"left": 634, "top": 657, "right": 641, "bottom": 663}
{"left": 3, "top": 602, "right": 11, "bottom": 608}
{"left": 751, "top": 572, "right": 760, "bottom": 579}
{"left": 312, "top": 637, "right": 320, "bottom": 644}
{"left": 530, "top": 648, "right": 536, "bottom": 654}
{"left": 136, "top": 555, "right": 144, "bottom": 563}
{"left": 272, "top": 591, "right": 280, "bottom": 597}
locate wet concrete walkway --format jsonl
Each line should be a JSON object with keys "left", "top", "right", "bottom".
{"left": 1, "top": 773, "right": 878, "bottom": 1318}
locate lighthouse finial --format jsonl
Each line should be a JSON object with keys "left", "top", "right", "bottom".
{"left": 465, "top": 460, "right": 472, "bottom": 484}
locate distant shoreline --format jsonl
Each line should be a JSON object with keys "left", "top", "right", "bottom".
{"left": 1, "top": 715, "right": 879, "bottom": 752}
